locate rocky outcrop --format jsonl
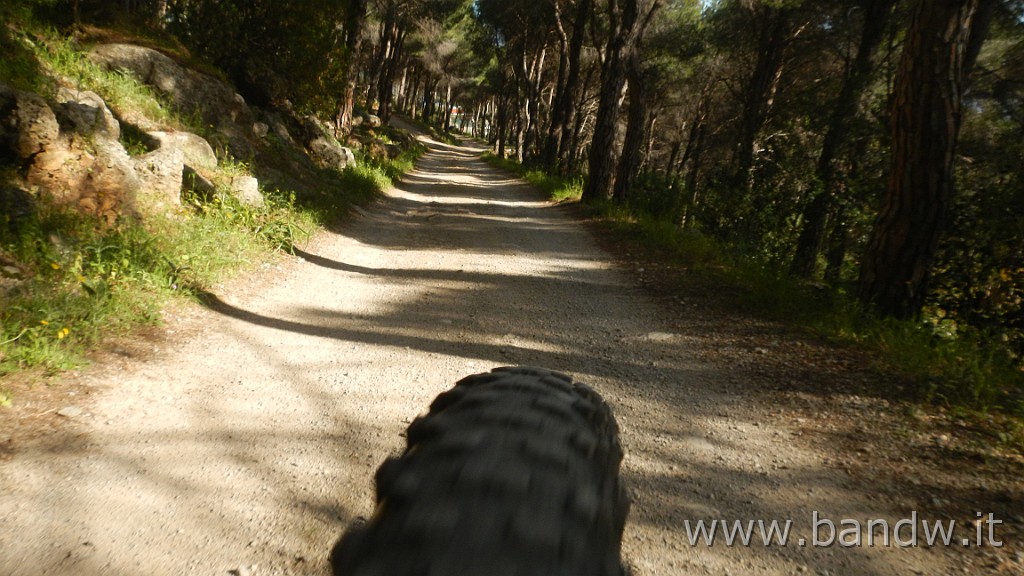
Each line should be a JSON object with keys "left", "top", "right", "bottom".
{"left": 87, "top": 43, "right": 258, "bottom": 160}
{"left": 300, "top": 115, "right": 357, "bottom": 171}
{"left": 2, "top": 84, "right": 137, "bottom": 225}
{"left": 148, "top": 131, "right": 218, "bottom": 171}
{"left": 0, "top": 81, "right": 268, "bottom": 221}
{"left": 0, "top": 40, "right": 390, "bottom": 224}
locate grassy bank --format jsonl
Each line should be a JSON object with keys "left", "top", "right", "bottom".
{"left": 0, "top": 25, "right": 424, "bottom": 395}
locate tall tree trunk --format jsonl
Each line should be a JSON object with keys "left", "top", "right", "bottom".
{"left": 544, "top": 0, "right": 592, "bottom": 173}
{"left": 583, "top": 52, "right": 627, "bottom": 202}
{"left": 823, "top": 204, "right": 849, "bottom": 285}
{"left": 582, "top": 0, "right": 662, "bottom": 203}
{"left": 527, "top": 47, "right": 547, "bottom": 161}
{"left": 732, "top": 3, "right": 792, "bottom": 191}
{"left": 375, "top": 11, "right": 407, "bottom": 123}
{"left": 612, "top": 50, "right": 649, "bottom": 204}
{"left": 336, "top": 0, "right": 369, "bottom": 135}
{"left": 543, "top": 1, "right": 571, "bottom": 169}
{"left": 790, "top": 0, "right": 897, "bottom": 278}
{"left": 681, "top": 122, "right": 706, "bottom": 229}
{"left": 496, "top": 91, "right": 510, "bottom": 158}
{"left": 857, "top": 0, "right": 991, "bottom": 319}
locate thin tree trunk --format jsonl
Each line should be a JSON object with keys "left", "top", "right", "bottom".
{"left": 336, "top": 0, "right": 368, "bottom": 135}
{"left": 544, "top": 0, "right": 592, "bottom": 173}
{"left": 376, "top": 16, "right": 407, "bottom": 123}
{"left": 790, "top": 0, "right": 896, "bottom": 278}
{"left": 823, "top": 204, "right": 848, "bottom": 285}
{"left": 583, "top": 0, "right": 662, "bottom": 203}
{"left": 733, "top": 3, "right": 792, "bottom": 191}
{"left": 612, "top": 50, "right": 649, "bottom": 204}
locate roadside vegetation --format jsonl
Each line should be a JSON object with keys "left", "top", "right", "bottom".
{"left": 0, "top": 17, "right": 423, "bottom": 391}
{"left": 486, "top": 153, "right": 1023, "bottom": 448}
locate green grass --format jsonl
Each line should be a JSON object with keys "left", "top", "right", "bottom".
{"left": 0, "top": 20, "right": 49, "bottom": 93}
{"left": 39, "top": 30, "right": 182, "bottom": 127}
{"left": 0, "top": 141, "right": 422, "bottom": 380}
{"left": 0, "top": 23, "right": 424, "bottom": 398}
{"left": 482, "top": 153, "right": 583, "bottom": 202}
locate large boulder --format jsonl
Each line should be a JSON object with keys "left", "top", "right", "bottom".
{"left": 1, "top": 87, "right": 60, "bottom": 159}
{"left": 133, "top": 145, "right": 184, "bottom": 214}
{"left": 87, "top": 44, "right": 255, "bottom": 159}
{"left": 27, "top": 135, "right": 139, "bottom": 224}
{"left": 308, "top": 137, "right": 356, "bottom": 171}
{"left": 1, "top": 84, "right": 136, "bottom": 224}
{"left": 88, "top": 44, "right": 250, "bottom": 126}
{"left": 147, "top": 131, "right": 218, "bottom": 171}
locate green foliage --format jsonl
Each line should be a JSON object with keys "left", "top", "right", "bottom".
{"left": 165, "top": 0, "right": 350, "bottom": 114}
{"left": 24, "top": 27, "right": 183, "bottom": 129}
{"left": 496, "top": 131, "right": 1024, "bottom": 421}
{"left": 0, "top": 17, "right": 49, "bottom": 93}
{"left": 0, "top": 148, "right": 412, "bottom": 379}
{"left": 930, "top": 47, "right": 1024, "bottom": 366}
{"left": 0, "top": 0, "right": 426, "bottom": 402}
{"left": 482, "top": 153, "right": 582, "bottom": 202}
{"left": 0, "top": 206, "right": 169, "bottom": 375}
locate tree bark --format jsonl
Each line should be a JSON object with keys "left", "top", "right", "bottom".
{"left": 582, "top": 0, "right": 662, "bottom": 203}
{"left": 857, "top": 0, "right": 990, "bottom": 319}
{"left": 374, "top": 8, "right": 407, "bottom": 123}
{"left": 732, "top": 3, "right": 792, "bottom": 190}
{"left": 336, "top": 0, "right": 369, "bottom": 135}
{"left": 543, "top": 0, "right": 592, "bottom": 174}
{"left": 612, "top": 50, "right": 649, "bottom": 204}
{"left": 790, "top": 0, "right": 897, "bottom": 278}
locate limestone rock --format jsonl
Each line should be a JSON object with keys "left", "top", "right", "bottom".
{"left": 55, "top": 87, "right": 120, "bottom": 140}
{"left": 147, "top": 131, "right": 217, "bottom": 171}
{"left": 134, "top": 145, "right": 184, "bottom": 214}
{"left": 228, "top": 175, "right": 263, "bottom": 207}
{"left": 88, "top": 44, "right": 255, "bottom": 159}
{"left": 88, "top": 44, "right": 251, "bottom": 126}
{"left": 2, "top": 83, "right": 138, "bottom": 224}
{"left": 27, "top": 136, "right": 139, "bottom": 224}
{"left": 308, "top": 137, "right": 356, "bottom": 171}
{"left": 0, "top": 87, "right": 60, "bottom": 159}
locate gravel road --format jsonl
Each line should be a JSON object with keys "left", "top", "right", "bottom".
{"left": 0, "top": 132, "right": 1016, "bottom": 575}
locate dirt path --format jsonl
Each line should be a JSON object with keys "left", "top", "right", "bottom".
{"left": 1, "top": 132, "right": 1020, "bottom": 575}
